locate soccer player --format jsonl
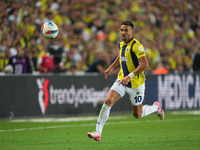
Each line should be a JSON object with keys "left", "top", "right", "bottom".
{"left": 87, "top": 21, "right": 164, "bottom": 141}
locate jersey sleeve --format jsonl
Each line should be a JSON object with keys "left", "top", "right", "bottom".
{"left": 132, "top": 43, "right": 146, "bottom": 58}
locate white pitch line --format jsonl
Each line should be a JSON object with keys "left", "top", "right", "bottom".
{"left": 10, "top": 116, "right": 127, "bottom": 123}
{"left": 0, "top": 117, "right": 200, "bottom": 133}
{"left": 170, "top": 110, "right": 200, "bottom": 115}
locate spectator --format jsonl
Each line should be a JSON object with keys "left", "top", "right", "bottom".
{"left": 152, "top": 62, "right": 169, "bottom": 75}
{"left": 0, "top": 49, "right": 11, "bottom": 72}
{"left": 175, "top": 63, "right": 184, "bottom": 73}
{"left": 8, "top": 42, "right": 32, "bottom": 74}
{"left": 86, "top": 51, "right": 110, "bottom": 74}
{"left": 190, "top": 46, "right": 200, "bottom": 72}
{"left": 27, "top": 46, "right": 38, "bottom": 72}
{"left": 37, "top": 45, "right": 64, "bottom": 73}
{"left": 62, "top": 49, "right": 76, "bottom": 72}
{"left": 37, "top": 48, "right": 54, "bottom": 74}
{"left": 0, "top": 0, "right": 200, "bottom": 74}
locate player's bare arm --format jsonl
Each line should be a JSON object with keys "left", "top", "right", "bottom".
{"left": 104, "top": 56, "right": 120, "bottom": 79}
{"left": 119, "top": 55, "right": 149, "bottom": 86}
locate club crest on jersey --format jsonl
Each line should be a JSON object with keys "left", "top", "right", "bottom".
{"left": 139, "top": 46, "right": 143, "bottom": 52}
{"left": 126, "top": 47, "right": 129, "bottom": 52}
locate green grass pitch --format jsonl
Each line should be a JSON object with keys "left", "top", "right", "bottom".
{"left": 0, "top": 111, "right": 200, "bottom": 150}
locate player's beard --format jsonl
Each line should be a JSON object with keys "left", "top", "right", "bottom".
{"left": 122, "top": 34, "right": 130, "bottom": 42}
{"left": 121, "top": 34, "right": 127, "bottom": 41}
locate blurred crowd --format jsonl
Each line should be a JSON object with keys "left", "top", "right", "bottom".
{"left": 0, "top": 0, "right": 200, "bottom": 75}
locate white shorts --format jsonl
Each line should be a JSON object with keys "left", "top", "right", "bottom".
{"left": 110, "top": 78, "right": 145, "bottom": 106}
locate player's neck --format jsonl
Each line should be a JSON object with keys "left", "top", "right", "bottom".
{"left": 124, "top": 37, "right": 133, "bottom": 44}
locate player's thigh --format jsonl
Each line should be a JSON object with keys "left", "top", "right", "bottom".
{"left": 105, "top": 80, "right": 126, "bottom": 107}
{"left": 110, "top": 79, "right": 126, "bottom": 97}
{"left": 126, "top": 83, "right": 145, "bottom": 106}
{"left": 105, "top": 89, "right": 121, "bottom": 107}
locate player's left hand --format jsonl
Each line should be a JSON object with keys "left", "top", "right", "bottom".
{"left": 104, "top": 68, "right": 111, "bottom": 79}
{"left": 119, "top": 76, "right": 131, "bottom": 86}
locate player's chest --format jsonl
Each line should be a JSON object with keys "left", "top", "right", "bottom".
{"left": 120, "top": 45, "right": 132, "bottom": 56}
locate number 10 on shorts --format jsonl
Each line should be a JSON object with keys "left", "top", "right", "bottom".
{"left": 134, "top": 96, "right": 142, "bottom": 103}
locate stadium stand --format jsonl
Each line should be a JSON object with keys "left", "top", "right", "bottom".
{"left": 0, "top": 0, "right": 200, "bottom": 74}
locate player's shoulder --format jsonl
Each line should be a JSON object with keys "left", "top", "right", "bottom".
{"left": 132, "top": 38, "right": 144, "bottom": 51}
{"left": 118, "top": 40, "right": 124, "bottom": 46}
{"left": 133, "top": 38, "right": 143, "bottom": 47}
{"left": 118, "top": 41, "right": 125, "bottom": 50}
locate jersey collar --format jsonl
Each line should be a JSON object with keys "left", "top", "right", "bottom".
{"left": 122, "top": 37, "right": 134, "bottom": 45}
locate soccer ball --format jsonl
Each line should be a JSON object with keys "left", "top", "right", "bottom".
{"left": 41, "top": 21, "right": 59, "bottom": 39}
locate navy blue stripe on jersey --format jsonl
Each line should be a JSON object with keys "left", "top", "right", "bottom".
{"left": 130, "top": 41, "right": 139, "bottom": 79}
{"left": 130, "top": 41, "right": 139, "bottom": 69}
{"left": 121, "top": 45, "right": 129, "bottom": 77}
{"left": 121, "top": 45, "right": 131, "bottom": 88}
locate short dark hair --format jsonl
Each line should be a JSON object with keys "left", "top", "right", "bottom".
{"left": 121, "top": 21, "right": 134, "bottom": 29}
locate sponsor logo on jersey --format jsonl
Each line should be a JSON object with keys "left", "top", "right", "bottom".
{"left": 120, "top": 56, "right": 128, "bottom": 62}
{"left": 139, "top": 52, "right": 145, "bottom": 55}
